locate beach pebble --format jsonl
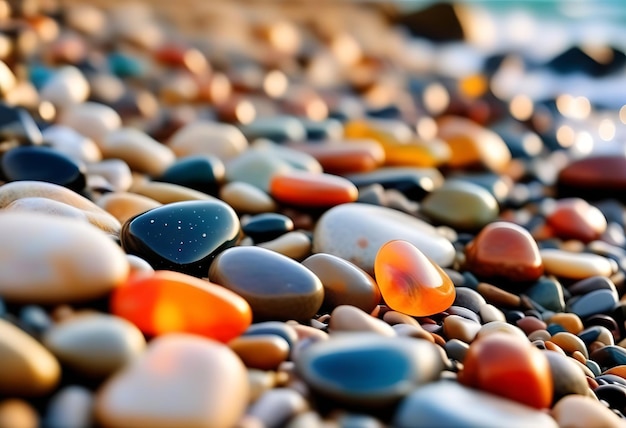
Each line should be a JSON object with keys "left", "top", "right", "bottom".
{"left": 219, "top": 181, "right": 277, "bottom": 214}
{"left": 287, "top": 140, "right": 385, "bottom": 174}
{"left": 228, "top": 335, "right": 290, "bottom": 370}
{"left": 247, "top": 388, "right": 308, "bottom": 428}
{"left": 0, "top": 399, "right": 38, "bottom": 428}
{"left": 0, "top": 212, "right": 128, "bottom": 303}
{"left": 39, "top": 65, "right": 89, "bottom": 108}
{"left": 241, "top": 213, "right": 294, "bottom": 243}
{"left": 3, "top": 196, "right": 90, "bottom": 223}
{"left": 128, "top": 180, "right": 218, "bottom": 204}
{"left": 86, "top": 159, "right": 133, "bottom": 192}
{"left": 167, "top": 121, "right": 248, "bottom": 161}
{"left": 545, "top": 198, "right": 607, "bottom": 243}
{"left": 544, "top": 351, "right": 590, "bottom": 403}
{"left": 42, "top": 124, "right": 102, "bottom": 164}
{"left": 96, "top": 192, "right": 162, "bottom": 225}
{"left": 111, "top": 270, "right": 252, "bottom": 342}
{"left": 313, "top": 203, "right": 455, "bottom": 275}
{"left": 209, "top": 246, "right": 324, "bottom": 321}
{"left": 269, "top": 170, "right": 358, "bottom": 207}
{"left": 158, "top": 155, "right": 224, "bottom": 195}
{"left": 557, "top": 155, "right": 626, "bottom": 201}
{"left": 43, "top": 313, "right": 146, "bottom": 378}
{"left": 225, "top": 149, "right": 293, "bottom": 192}
{"left": 567, "top": 289, "right": 618, "bottom": 319}
{"left": 95, "top": 334, "right": 249, "bottom": 428}
{"left": 328, "top": 305, "right": 396, "bottom": 337}
{"left": 541, "top": 249, "right": 614, "bottom": 279}
{"left": 45, "top": 386, "right": 94, "bottom": 428}
{"left": 443, "top": 315, "right": 481, "bottom": 343}
{"left": 0, "top": 318, "right": 60, "bottom": 396}
{"left": 257, "top": 231, "right": 312, "bottom": 260}
{"left": 551, "top": 395, "right": 625, "bottom": 428}
{"left": 58, "top": 101, "right": 122, "bottom": 144}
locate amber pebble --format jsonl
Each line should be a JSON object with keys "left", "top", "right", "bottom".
{"left": 374, "top": 240, "right": 455, "bottom": 317}
{"left": 516, "top": 317, "right": 548, "bottom": 336}
{"left": 458, "top": 333, "right": 553, "bottom": 409}
{"left": 110, "top": 270, "right": 252, "bottom": 342}
{"left": 550, "top": 332, "right": 589, "bottom": 359}
{"left": 302, "top": 253, "right": 381, "bottom": 313}
{"left": 269, "top": 170, "right": 358, "bottom": 207}
{"left": 228, "top": 335, "right": 290, "bottom": 370}
{"left": 540, "top": 249, "right": 614, "bottom": 279}
{"left": 603, "top": 365, "right": 626, "bottom": 379}
{"left": 464, "top": 221, "right": 543, "bottom": 283}
{"left": 557, "top": 155, "right": 626, "bottom": 201}
{"left": 545, "top": 198, "right": 607, "bottom": 243}
{"left": 548, "top": 313, "right": 584, "bottom": 334}
{"left": 287, "top": 140, "right": 385, "bottom": 174}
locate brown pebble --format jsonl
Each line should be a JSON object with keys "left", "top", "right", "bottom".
{"left": 516, "top": 317, "right": 548, "bottom": 336}
{"left": 328, "top": 305, "right": 396, "bottom": 337}
{"left": 476, "top": 282, "right": 521, "bottom": 307}
{"left": 548, "top": 313, "right": 584, "bottom": 334}
{"left": 229, "top": 335, "right": 290, "bottom": 370}
{"left": 0, "top": 399, "right": 38, "bottom": 428}
{"left": 548, "top": 332, "right": 589, "bottom": 359}
{"left": 383, "top": 311, "right": 420, "bottom": 327}
{"left": 544, "top": 341, "right": 566, "bottom": 355}
{"left": 443, "top": 315, "right": 481, "bottom": 344}
{"left": 392, "top": 323, "right": 435, "bottom": 343}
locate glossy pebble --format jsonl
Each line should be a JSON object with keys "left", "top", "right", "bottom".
{"left": 121, "top": 200, "right": 240, "bottom": 277}
{"left": 128, "top": 181, "right": 217, "bottom": 204}
{"left": 111, "top": 270, "right": 252, "bottom": 342}
{"left": 257, "top": 231, "right": 312, "bottom": 260}
{"left": 465, "top": 221, "right": 543, "bottom": 283}
{"left": 158, "top": 155, "right": 224, "bottom": 195}
{"left": 167, "top": 121, "right": 248, "bottom": 161}
{"left": 545, "top": 198, "right": 607, "bottom": 243}
{"left": 443, "top": 315, "right": 481, "bottom": 343}
{"left": 59, "top": 101, "right": 122, "bottom": 144}
{"left": 551, "top": 395, "right": 626, "bottom": 428}
{"left": 42, "top": 125, "right": 102, "bottom": 164}
{"left": 313, "top": 203, "right": 456, "bottom": 275}
{"left": 0, "top": 400, "right": 38, "bottom": 428}
{"left": 269, "top": 170, "right": 358, "bottom": 207}
{"left": 557, "top": 155, "right": 626, "bottom": 201}
{"left": 328, "top": 305, "right": 396, "bottom": 337}
{"left": 567, "top": 289, "right": 618, "bottom": 319}
{"left": 246, "top": 388, "right": 308, "bottom": 428}
{"left": 0, "top": 212, "right": 128, "bottom": 303}
{"left": 209, "top": 246, "right": 324, "bottom": 321}
{"left": 86, "top": 159, "right": 133, "bottom": 192}
{"left": 219, "top": 181, "right": 277, "bottom": 214}
{"left": 95, "top": 334, "right": 249, "bottom": 428}
{"left": 458, "top": 333, "right": 553, "bottom": 409}
{"left": 39, "top": 65, "right": 89, "bottom": 107}
{"left": 287, "top": 140, "right": 385, "bottom": 174}
{"left": 4, "top": 197, "right": 90, "bottom": 223}
{"left": 225, "top": 149, "right": 293, "bottom": 192}
{"left": 96, "top": 192, "right": 162, "bottom": 225}
{"left": 228, "top": 335, "right": 290, "bottom": 370}
{"left": 374, "top": 240, "right": 455, "bottom": 316}
{"left": 295, "top": 334, "right": 444, "bottom": 407}
{"left": 241, "top": 213, "right": 294, "bottom": 243}
{"left": 541, "top": 249, "right": 614, "bottom": 279}
{"left": 544, "top": 351, "right": 590, "bottom": 404}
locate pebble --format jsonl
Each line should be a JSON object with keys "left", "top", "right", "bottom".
{"left": 545, "top": 198, "right": 608, "bottom": 243}
{"left": 228, "top": 335, "right": 290, "bottom": 370}
{"left": 346, "top": 167, "right": 444, "bottom": 201}
{"left": 86, "top": 159, "right": 133, "bottom": 192}
{"left": 209, "top": 246, "right": 324, "bottom": 321}
{"left": 257, "top": 231, "right": 311, "bottom": 260}
{"left": 557, "top": 155, "right": 626, "bottom": 201}
{"left": 58, "top": 101, "right": 122, "bottom": 144}
{"left": 464, "top": 221, "right": 543, "bottom": 283}
{"left": 0, "top": 399, "right": 38, "bottom": 428}
{"left": 3, "top": 196, "right": 90, "bottom": 223}
{"left": 302, "top": 253, "right": 381, "bottom": 313}
{"left": 44, "top": 386, "right": 94, "bottom": 428}
{"left": 39, "top": 65, "right": 89, "bottom": 108}
{"left": 453, "top": 287, "right": 487, "bottom": 313}
{"left": 328, "top": 305, "right": 396, "bottom": 337}
{"left": 295, "top": 334, "right": 444, "bottom": 407}
{"left": 551, "top": 395, "right": 626, "bottom": 428}
{"left": 157, "top": 154, "right": 224, "bottom": 196}
{"left": 225, "top": 149, "right": 294, "bottom": 192}
{"left": 0, "top": 318, "right": 60, "bottom": 396}
{"left": 42, "top": 125, "right": 102, "bottom": 164}
{"left": 269, "top": 170, "right": 358, "bottom": 208}
{"left": 120, "top": 200, "right": 240, "bottom": 277}
{"left": 43, "top": 313, "right": 146, "bottom": 378}
{"left": 246, "top": 388, "right": 309, "bottom": 428}
{"left": 219, "top": 181, "right": 277, "bottom": 214}
{"left": 167, "top": 121, "right": 248, "bottom": 161}
{"left": 443, "top": 314, "right": 481, "bottom": 343}
{"left": 241, "top": 213, "right": 294, "bottom": 243}
{"left": 567, "top": 289, "right": 619, "bottom": 319}
{"left": 287, "top": 140, "right": 385, "bottom": 175}
{"left": 128, "top": 180, "right": 218, "bottom": 204}
{"left": 111, "top": 270, "right": 252, "bottom": 342}
{"left": 95, "top": 334, "right": 249, "bottom": 428}
{"left": 96, "top": 192, "right": 162, "bottom": 225}
{"left": 548, "top": 313, "right": 585, "bottom": 334}
{"left": 420, "top": 180, "right": 499, "bottom": 230}
{"left": 541, "top": 249, "right": 615, "bottom": 280}
{"left": 313, "top": 203, "right": 455, "bottom": 275}
{"left": 393, "top": 380, "right": 558, "bottom": 428}
{"left": 549, "top": 332, "right": 589, "bottom": 359}
{"left": 524, "top": 278, "right": 566, "bottom": 312}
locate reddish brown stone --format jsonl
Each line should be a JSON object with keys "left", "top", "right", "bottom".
{"left": 545, "top": 198, "right": 607, "bottom": 243}
{"left": 557, "top": 155, "right": 626, "bottom": 201}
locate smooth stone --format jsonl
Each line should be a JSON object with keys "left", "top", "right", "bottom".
{"left": 579, "top": 326, "right": 615, "bottom": 347}
{"left": 550, "top": 332, "right": 589, "bottom": 359}
{"left": 219, "top": 181, "right": 277, "bottom": 214}
{"left": 247, "top": 370, "right": 278, "bottom": 403}
{"left": 437, "top": 115, "right": 512, "bottom": 173}
{"left": 241, "top": 213, "right": 294, "bottom": 243}
{"left": 111, "top": 270, "right": 251, "bottom": 342}
{"left": 0, "top": 180, "right": 121, "bottom": 234}
{"left": 4, "top": 197, "right": 90, "bottom": 223}
{"left": 345, "top": 167, "right": 444, "bottom": 201}
{"left": 313, "top": 203, "right": 455, "bottom": 275}
{"left": 475, "top": 321, "right": 530, "bottom": 342}
{"left": 476, "top": 282, "right": 521, "bottom": 307}
{"left": 295, "top": 334, "right": 444, "bottom": 407}
{"left": 225, "top": 149, "right": 294, "bottom": 192}
{"left": 551, "top": 395, "right": 626, "bottom": 428}
{"left": 247, "top": 388, "right": 308, "bottom": 428}
{"left": 101, "top": 128, "right": 176, "bottom": 177}
{"left": 96, "top": 192, "right": 162, "bottom": 225}
{"left": 240, "top": 116, "right": 306, "bottom": 143}
{"left": 545, "top": 198, "right": 607, "bottom": 243}
{"left": 557, "top": 155, "right": 626, "bottom": 201}
{"left": 158, "top": 155, "right": 224, "bottom": 195}
{"left": 257, "top": 231, "right": 312, "bottom": 260}
{"left": 128, "top": 181, "right": 218, "bottom": 204}
{"left": 121, "top": 200, "right": 239, "bottom": 277}
{"left": 86, "top": 159, "right": 133, "bottom": 192}
{"left": 42, "top": 125, "right": 102, "bottom": 164}
{"left": 375, "top": 240, "right": 455, "bottom": 316}
{"left": 453, "top": 287, "right": 487, "bottom": 313}
{"left": 252, "top": 139, "right": 322, "bottom": 173}
{"left": 58, "top": 101, "right": 122, "bottom": 144}
{"left": 269, "top": 170, "right": 358, "bottom": 207}
{"left": 43, "top": 313, "right": 146, "bottom": 378}
{"left": 591, "top": 346, "right": 626, "bottom": 371}
{"left": 594, "top": 384, "right": 626, "bottom": 415}
{"left": 228, "top": 335, "right": 290, "bottom": 370}
{"left": 459, "top": 333, "right": 553, "bottom": 409}
{"left": 444, "top": 338, "right": 470, "bottom": 362}
{"left": 516, "top": 316, "right": 548, "bottom": 336}
{"left": 209, "top": 246, "right": 324, "bottom": 321}
{"left": 524, "top": 278, "right": 566, "bottom": 313}
{"left": 0, "top": 102, "right": 42, "bottom": 145}
{"left": 420, "top": 180, "right": 499, "bottom": 230}
{"left": 287, "top": 140, "right": 385, "bottom": 174}
{"left": 394, "top": 381, "right": 558, "bottom": 428}
{"left": 443, "top": 315, "right": 481, "bottom": 343}
{"left": 328, "top": 305, "right": 396, "bottom": 337}
{"left": 447, "top": 172, "right": 512, "bottom": 203}
{"left": 39, "top": 65, "right": 89, "bottom": 108}
{"left": 567, "top": 289, "right": 618, "bottom": 319}
{"left": 0, "top": 212, "right": 128, "bottom": 303}
{"left": 95, "top": 334, "right": 249, "bottom": 428}
{"left": 569, "top": 276, "right": 617, "bottom": 297}
{"left": 45, "top": 386, "right": 94, "bottom": 428}
{"left": 541, "top": 249, "right": 614, "bottom": 279}
{"left": 0, "top": 399, "right": 38, "bottom": 428}
{"left": 167, "top": 121, "right": 248, "bottom": 161}
{"left": 465, "top": 221, "right": 544, "bottom": 283}
{"left": 479, "top": 303, "right": 507, "bottom": 323}
{"left": 0, "top": 318, "right": 60, "bottom": 396}
{"left": 549, "top": 313, "right": 585, "bottom": 334}
{"left": 302, "top": 253, "right": 381, "bottom": 313}
{"left": 244, "top": 321, "right": 299, "bottom": 352}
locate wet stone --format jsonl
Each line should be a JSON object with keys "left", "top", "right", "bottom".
{"left": 452, "top": 287, "right": 486, "bottom": 313}
{"left": 240, "top": 115, "right": 307, "bottom": 143}
{"left": 167, "top": 121, "right": 248, "bottom": 162}
{"left": 545, "top": 198, "right": 607, "bottom": 243}
{"left": 219, "top": 181, "right": 277, "bottom": 214}
{"left": 121, "top": 200, "right": 240, "bottom": 277}
{"left": 557, "top": 155, "right": 626, "bottom": 201}
{"left": 594, "top": 384, "right": 626, "bottom": 415}
{"left": 544, "top": 351, "right": 591, "bottom": 404}
{"left": 228, "top": 335, "right": 290, "bottom": 370}
{"left": 1, "top": 145, "right": 86, "bottom": 191}
{"left": 568, "top": 276, "right": 617, "bottom": 297}
{"left": 328, "top": 305, "right": 396, "bottom": 337}
{"left": 244, "top": 321, "right": 299, "bottom": 352}
{"left": 523, "top": 278, "right": 566, "bottom": 313}
{"left": 209, "top": 246, "right": 324, "bottom": 321}
{"left": 591, "top": 346, "right": 626, "bottom": 371}
{"left": 540, "top": 249, "right": 615, "bottom": 280}
{"left": 0, "top": 102, "right": 43, "bottom": 145}
{"left": 241, "top": 213, "right": 294, "bottom": 243}
{"left": 269, "top": 170, "right": 358, "bottom": 208}
{"left": 578, "top": 325, "right": 615, "bottom": 348}
{"left": 567, "top": 289, "right": 618, "bottom": 319}
{"left": 157, "top": 154, "right": 225, "bottom": 195}
{"left": 345, "top": 167, "right": 444, "bottom": 202}
{"left": 0, "top": 399, "right": 38, "bottom": 428}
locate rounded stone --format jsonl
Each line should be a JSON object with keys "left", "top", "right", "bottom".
{"left": 45, "top": 386, "right": 94, "bottom": 428}
{"left": 219, "top": 181, "right": 277, "bottom": 214}
{"left": 241, "top": 213, "right": 294, "bottom": 243}
{"left": 0, "top": 399, "right": 38, "bottom": 428}
{"left": 287, "top": 140, "right": 385, "bottom": 174}
{"left": 269, "top": 170, "right": 358, "bottom": 207}
{"left": 313, "top": 203, "right": 456, "bottom": 275}
{"left": 0, "top": 318, "right": 60, "bottom": 396}
{"left": 464, "top": 221, "right": 543, "bottom": 283}
{"left": 4, "top": 197, "right": 90, "bottom": 223}
{"left": 58, "top": 101, "right": 122, "bottom": 144}
{"left": 551, "top": 395, "right": 626, "bottom": 428}
{"left": 209, "top": 246, "right": 324, "bottom": 321}
{"left": 39, "top": 65, "right": 89, "bottom": 108}
{"left": 42, "top": 125, "right": 102, "bottom": 164}
{"left": 545, "top": 198, "right": 607, "bottom": 243}
{"left": 548, "top": 313, "right": 585, "bottom": 334}
{"left": 128, "top": 181, "right": 218, "bottom": 204}
{"left": 295, "top": 334, "right": 444, "bottom": 407}
{"left": 544, "top": 351, "right": 591, "bottom": 404}
{"left": 167, "top": 121, "right": 248, "bottom": 161}
{"left": 225, "top": 149, "right": 293, "bottom": 192}
{"left": 244, "top": 321, "right": 299, "bottom": 351}
{"left": 0, "top": 212, "right": 128, "bottom": 303}
{"left": 443, "top": 315, "right": 481, "bottom": 343}
{"left": 96, "top": 192, "right": 162, "bottom": 225}
{"left": 302, "top": 253, "right": 381, "bottom": 313}
{"left": 43, "top": 313, "right": 146, "bottom": 378}
{"left": 158, "top": 155, "right": 225, "bottom": 195}
{"left": 420, "top": 180, "right": 499, "bottom": 230}
{"left": 557, "top": 155, "right": 626, "bottom": 201}
{"left": 540, "top": 249, "right": 614, "bottom": 280}
{"left": 86, "top": 159, "right": 133, "bottom": 193}
{"left": 95, "top": 334, "right": 249, "bottom": 428}
{"left": 247, "top": 388, "right": 308, "bottom": 428}
{"left": 567, "top": 289, "right": 618, "bottom": 319}
{"left": 121, "top": 200, "right": 240, "bottom": 277}
{"left": 228, "top": 335, "right": 290, "bottom": 370}
{"left": 453, "top": 287, "right": 486, "bottom": 313}
{"left": 524, "top": 278, "right": 566, "bottom": 313}
{"left": 257, "top": 231, "right": 312, "bottom": 260}
{"left": 550, "top": 332, "right": 589, "bottom": 359}
{"left": 328, "top": 305, "right": 396, "bottom": 337}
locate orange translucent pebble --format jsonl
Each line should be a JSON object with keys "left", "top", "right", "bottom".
{"left": 111, "top": 270, "right": 252, "bottom": 342}
{"left": 382, "top": 139, "right": 450, "bottom": 168}
{"left": 269, "top": 170, "right": 358, "bottom": 207}
{"left": 374, "top": 240, "right": 455, "bottom": 317}
{"left": 286, "top": 141, "right": 385, "bottom": 174}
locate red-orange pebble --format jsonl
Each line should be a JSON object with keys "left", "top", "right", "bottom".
{"left": 111, "top": 270, "right": 252, "bottom": 342}
{"left": 458, "top": 333, "right": 553, "bottom": 409}
{"left": 545, "top": 198, "right": 607, "bottom": 243}
{"left": 269, "top": 170, "right": 358, "bottom": 207}
{"left": 374, "top": 240, "right": 455, "bottom": 317}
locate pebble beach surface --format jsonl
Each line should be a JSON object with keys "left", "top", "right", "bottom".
{"left": 1, "top": 0, "right": 626, "bottom": 427}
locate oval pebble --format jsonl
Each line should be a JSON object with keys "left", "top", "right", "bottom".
{"left": 225, "top": 149, "right": 293, "bottom": 192}
{"left": 269, "top": 170, "right": 358, "bottom": 207}
{"left": 167, "top": 121, "right": 248, "bottom": 161}
{"left": 313, "top": 202, "right": 455, "bottom": 275}
{"left": 228, "top": 335, "right": 290, "bottom": 370}
{"left": 39, "top": 65, "right": 89, "bottom": 108}
{"left": 0, "top": 399, "right": 38, "bottom": 428}
{"left": 247, "top": 388, "right": 309, "bottom": 428}
{"left": 257, "top": 231, "right": 312, "bottom": 260}
{"left": 96, "top": 192, "right": 162, "bottom": 225}
{"left": 544, "top": 351, "right": 590, "bottom": 404}
{"left": 541, "top": 249, "right": 614, "bottom": 279}
{"left": 158, "top": 154, "right": 224, "bottom": 196}
{"left": 545, "top": 198, "right": 607, "bottom": 243}
{"left": 95, "top": 334, "right": 249, "bottom": 428}
{"left": 567, "top": 289, "right": 618, "bottom": 319}
{"left": 551, "top": 395, "right": 625, "bottom": 428}
{"left": 128, "top": 180, "right": 218, "bottom": 204}
{"left": 42, "top": 124, "right": 102, "bottom": 164}
{"left": 4, "top": 197, "right": 90, "bottom": 223}
{"left": 45, "top": 386, "right": 94, "bottom": 428}
{"left": 241, "top": 213, "right": 294, "bottom": 243}
{"left": 59, "top": 101, "right": 122, "bottom": 144}
{"left": 219, "top": 181, "right": 277, "bottom": 214}
{"left": 328, "top": 305, "right": 396, "bottom": 337}
{"left": 443, "top": 315, "right": 481, "bottom": 343}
